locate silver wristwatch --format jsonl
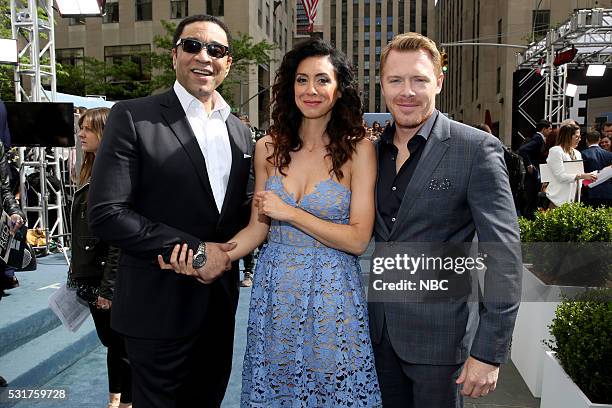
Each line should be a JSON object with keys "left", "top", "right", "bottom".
{"left": 192, "top": 242, "right": 207, "bottom": 269}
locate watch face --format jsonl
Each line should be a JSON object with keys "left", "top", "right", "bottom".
{"left": 193, "top": 254, "right": 205, "bottom": 268}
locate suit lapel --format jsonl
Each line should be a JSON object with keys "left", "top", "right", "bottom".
{"left": 389, "top": 114, "right": 451, "bottom": 238}
{"left": 374, "top": 140, "right": 391, "bottom": 241}
{"left": 218, "top": 119, "right": 244, "bottom": 221}
{"left": 159, "top": 90, "right": 217, "bottom": 209}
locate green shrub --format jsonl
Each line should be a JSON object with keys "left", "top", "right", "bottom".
{"left": 545, "top": 288, "right": 612, "bottom": 404}
{"left": 519, "top": 203, "right": 612, "bottom": 242}
{"left": 519, "top": 204, "right": 612, "bottom": 286}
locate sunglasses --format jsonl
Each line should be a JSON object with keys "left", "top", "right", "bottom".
{"left": 175, "top": 38, "right": 230, "bottom": 59}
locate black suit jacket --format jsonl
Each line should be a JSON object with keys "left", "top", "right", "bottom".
{"left": 581, "top": 145, "right": 612, "bottom": 200}
{"left": 88, "top": 90, "right": 253, "bottom": 339}
{"left": 518, "top": 132, "right": 544, "bottom": 170}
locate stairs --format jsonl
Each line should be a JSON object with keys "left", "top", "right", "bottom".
{"left": 0, "top": 254, "right": 100, "bottom": 407}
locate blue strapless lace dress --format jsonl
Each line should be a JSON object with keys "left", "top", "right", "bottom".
{"left": 241, "top": 175, "right": 381, "bottom": 407}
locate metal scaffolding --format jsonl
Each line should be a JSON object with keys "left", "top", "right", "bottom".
{"left": 10, "top": 0, "right": 67, "bottom": 252}
{"left": 516, "top": 8, "right": 612, "bottom": 127}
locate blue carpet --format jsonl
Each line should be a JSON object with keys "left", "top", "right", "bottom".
{"left": 9, "top": 287, "right": 251, "bottom": 408}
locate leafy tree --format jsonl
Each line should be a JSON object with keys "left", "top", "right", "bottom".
{"left": 57, "top": 55, "right": 152, "bottom": 100}
{"left": 0, "top": 0, "right": 15, "bottom": 101}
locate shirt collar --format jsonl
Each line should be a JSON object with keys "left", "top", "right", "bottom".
{"left": 588, "top": 143, "right": 600, "bottom": 148}
{"left": 173, "top": 80, "right": 231, "bottom": 121}
{"left": 381, "top": 110, "right": 439, "bottom": 145}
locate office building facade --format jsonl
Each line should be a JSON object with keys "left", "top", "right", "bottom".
{"left": 54, "top": 0, "right": 294, "bottom": 128}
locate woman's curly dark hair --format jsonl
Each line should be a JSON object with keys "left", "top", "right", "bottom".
{"left": 268, "top": 38, "right": 364, "bottom": 180}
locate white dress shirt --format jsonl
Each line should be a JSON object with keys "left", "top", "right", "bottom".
{"left": 174, "top": 81, "right": 233, "bottom": 212}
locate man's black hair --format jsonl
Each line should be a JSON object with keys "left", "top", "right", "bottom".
{"left": 173, "top": 14, "right": 233, "bottom": 53}
{"left": 535, "top": 119, "right": 552, "bottom": 132}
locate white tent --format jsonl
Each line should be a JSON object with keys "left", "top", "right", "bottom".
{"left": 53, "top": 92, "right": 115, "bottom": 109}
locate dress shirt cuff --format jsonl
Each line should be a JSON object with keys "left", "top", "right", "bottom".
{"left": 470, "top": 354, "right": 500, "bottom": 367}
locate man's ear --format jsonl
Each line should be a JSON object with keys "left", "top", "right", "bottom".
{"left": 172, "top": 48, "right": 177, "bottom": 71}
{"left": 224, "top": 56, "right": 233, "bottom": 78}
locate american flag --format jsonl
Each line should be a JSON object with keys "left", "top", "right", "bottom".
{"left": 300, "top": 0, "right": 319, "bottom": 32}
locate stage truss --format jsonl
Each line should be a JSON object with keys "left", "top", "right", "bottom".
{"left": 516, "top": 8, "right": 612, "bottom": 128}
{"left": 10, "top": 0, "right": 67, "bottom": 252}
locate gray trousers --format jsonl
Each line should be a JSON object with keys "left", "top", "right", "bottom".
{"left": 373, "top": 321, "right": 464, "bottom": 408}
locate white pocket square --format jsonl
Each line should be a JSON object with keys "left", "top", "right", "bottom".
{"left": 243, "top": 153, "right": 251, "bottom": 158}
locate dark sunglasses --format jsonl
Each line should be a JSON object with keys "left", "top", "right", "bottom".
{"left": 175, "top": 38, "right": 230, "bottom": 59}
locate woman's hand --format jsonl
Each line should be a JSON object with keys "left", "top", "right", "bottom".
{"left": 96, "top": 296, "right": 112, "bottom": 310}
{"left": 254, "top": 191, "right": 297, "bottom": 222}
{"left": 579, "top": 172, "right": 597, "bottom": 181}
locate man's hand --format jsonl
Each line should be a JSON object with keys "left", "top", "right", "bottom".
{"left": 157, "top": 242, "right": 237, "bottom": 284}
{"left": 456, "top": 356, "right": 499, "bottom": 398}
{"left": 8, "top": 214, "right": 25, "bottom": 234}
{"left": 197, "top": 242, "right": 236, "bottom": 283}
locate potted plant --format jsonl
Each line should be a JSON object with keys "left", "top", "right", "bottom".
{"left": 520, "top": 203, "right": 611, "bottom": 286}
{"left": 512, "top": 203, "right": 612, "bottom": 396}
{"left": 540, "top": 289, "right": 612, "bottom": 408}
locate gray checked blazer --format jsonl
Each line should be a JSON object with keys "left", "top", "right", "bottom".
{"left": 369, "top": 111, "right": 522, "bottom": 365}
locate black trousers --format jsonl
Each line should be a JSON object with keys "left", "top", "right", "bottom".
{"left": 522, "top": 173, "right": 541, "bottom": 219}
{"left": 90, "top": 305, "right": 132, "bottom": 403}
{"left": 373, "top": 321, "right": 463, "bottom": 408}
{"left": 124, "top": 290, "right": 235, "bottom": 408}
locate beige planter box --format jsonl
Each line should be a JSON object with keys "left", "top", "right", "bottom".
{"left": 541, "top": 351, "right": 612, "bottom": 408}
{"left": 511, "top": 266, "right": 584, "bottom": 397}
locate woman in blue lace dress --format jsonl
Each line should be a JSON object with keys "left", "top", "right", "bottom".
{"left": 163, "top": 38, "right": 380, "bottom": 407}
{"left": 236, "top": 38, "right": 381, "bottom": 407}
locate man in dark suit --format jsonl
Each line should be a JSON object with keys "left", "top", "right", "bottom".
{"left": 518, "top": 119, "right": 552, "bottom": 217}
{"left": 582, "top": 130, "right": 612, "bottom": 207}
{"left": 88, "top": 15, "right": 253, "bottom": 408}
{"left": 369, "top": 32, "right": 521, "bottom": 408}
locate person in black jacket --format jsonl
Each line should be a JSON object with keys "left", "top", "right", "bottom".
{"left": 67, "top": 107, "right": 132, "bottom": 408}
{"left": 518, "top": 119, "right": 552, "bottom": 218}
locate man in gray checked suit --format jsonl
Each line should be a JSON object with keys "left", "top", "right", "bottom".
{"left": 369, "top": 32, "right": 522, "bottom": 408}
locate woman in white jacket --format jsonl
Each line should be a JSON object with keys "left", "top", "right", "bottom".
{"left": 546, "top": 123, "right": 597, "bottom": 207}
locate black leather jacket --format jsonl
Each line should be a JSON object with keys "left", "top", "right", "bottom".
{"left": 69, "top": 183, "right": 119, "bottom": 300}
{"left": 0, "top": 143, "right": 24, "bottom": 218}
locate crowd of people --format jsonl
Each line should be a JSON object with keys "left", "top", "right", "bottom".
{"left": 517, "top": 119, "right": 612, "bottom": 217}
{"left": 1, "top": 11, "right": 608, "bottom": 408}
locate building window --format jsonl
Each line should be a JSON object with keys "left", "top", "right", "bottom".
{"left": 171, "top": 1, "right": 188, "bottom": 19}
{"left": 410, "top": 0, "right": 416, "bottom": 31}
{"left": 206, "top": 0, "right": 223, "bottom": 16}
{"left": 266, "top": 2, "right": 270, "bottom": 35}
{"left": 398, "top": 0, "right": 404, "bottom": 32}
{"left": 331, "top": 0, "right": 336, "bottom": 47}
{"left": 105, "top": 44, "right": 151, "bottom": 81}
{"left": 532, "top": 9, "right": 550, "bottom": 41}
{"left": 258, "top": 0, "right": 263, "bottom": 27}
{"left": 497, "top": 18, "right": 502, "bottom": 44}
{"left": 103, "top": 0, "right": 119, "bottom": 23}
{"left": 56, "top": 48, "right": 84, "bottom": 67}
{"left": 135, "top": 0, "right": 152, "bottom": 21}
{"left": 496, "top": 66, "right": 501, "bottom": 94}
{"left": 341, "top": 1, "right": 347, "bottom": 52}
{"left": 69, "top": 16, "right": 85, "bottom": 25}
{"left": 421, "top": 0, "right": 427, "bottom": 34}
